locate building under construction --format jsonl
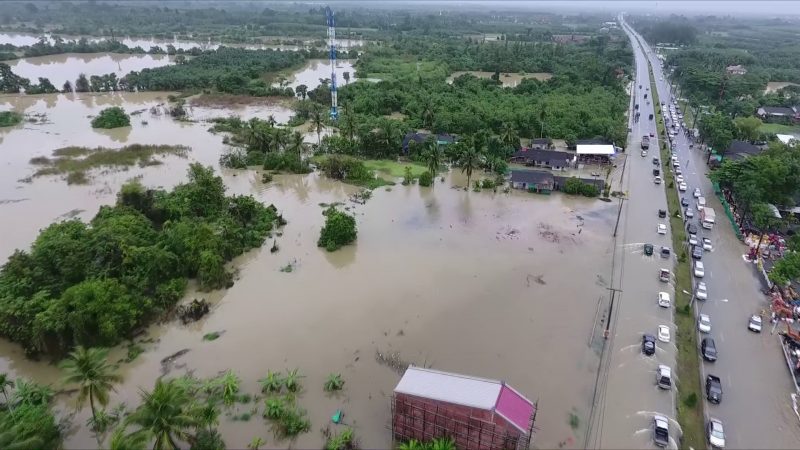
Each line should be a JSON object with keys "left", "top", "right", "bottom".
{"left": 391, "top": 366, "right": 537, "bottom": 450}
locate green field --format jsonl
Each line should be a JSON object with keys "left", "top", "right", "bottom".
{"left": 364, "top": 159, "right": 428, "bottom": 180}
{"left": 759, "top": 122, "right": 800, "bottom": 135}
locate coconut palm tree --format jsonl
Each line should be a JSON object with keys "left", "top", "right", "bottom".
{"left": 456, "top": 142, "right": 484, "bottom": 189}
{"left": 423, "top": 138, "right": 442, "bottom": 180}
{"left": 273, "top": 128, "right": 289, "bottom": 152}
{"left": 295, "top": 84, "right": 308, "bottom": 100}
{"left": 60, "top": 347, "right": 121, "bottom": 423}
{"left": 125, "top": 378, "right": 199, "bottom": 450}
{"left": 109, "top": 426, "right": 148, "bottom": 450}
{"left": 499, "top": 122, "right": 519, "bottom": 150}
{"left": 340, "top": 111, "right": 357, "bottom": 142}
{"left": 309, "top": 105, "right": 325, "bottom": 147}
{"left": 287, "top": 132, "right": 305, "bottom": 165}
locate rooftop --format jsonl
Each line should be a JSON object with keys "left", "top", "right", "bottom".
{"left": 394, "top": 366, "right": 535, "bottom": 433}
{"left": 510, "top": 169, "right": 554, "bottom": 184}
{"left": 760, "top": 106, "right": 796, "bottom": 116}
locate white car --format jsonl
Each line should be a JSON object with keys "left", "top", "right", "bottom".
{"left": 658, "top": 325, "right": 671, "bottom": 342}
{"left": 698, "top": 314, "right": 711, "bottom": 333}
{"left": 642, "top": 149, "right": 648, "bottom": 157}
{"left": 658, "top": 291, "right": 671, "bottom": 308}
{"left": 696, "top": 282, "right": 708, "bottom": 300}
{"left": 694, "top": 261, "right": 705, "bottom": 278}
{"left": 748, "top": 314, "right": 762, "bottom": 332}
{"left": 702, "top": 238, "right": 713, "bottom": 251}
{"left": 707, "top": 418, "right": 726, "bottom": 449}
{"left": 658, "top": 224, "right": 667, "bottom": 234}
{"left": 676, "top": 175, "right": 685, "bottom": 184}
{"left": 697, "top": 196, "right": 706, "bottom": 210}
{"left": 693, "top": 188, "right": 702, "bottom": 198}
{"left": 675, "top": 166, "right": 682, "bottom": 175}
{"left": 679, "top": 182, "right": 687, "bottom": 191}
{"left": 688, "top": 233, "right": 698, "bottom": 246}
{"left": 671, "top": 155, "right": 678, "bottom": 162}
{"left": 685, "top": 208, "right": 694, "bottom": 219}
{"left": 654, "top": 176, "right": 662, "bottom": 184}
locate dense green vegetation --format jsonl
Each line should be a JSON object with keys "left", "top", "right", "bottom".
{"left": 91, "top": 107, "right": 131, "bottom": 129}
{"left": 213, "top": 117, "right": 311, "bottom": 173}
{"left": 0, "top": 165, "right": 281, "bottom": 356}
{"left": 120, "top": 47, "right": 304, "bottom": 95}
{"left": 318, "top": 207, "right": 357, "bottom": 252}
{"left": 315, "top": 154, "right": 392, "bottom": 189}
{"left": 0, "top": 110, "right": 23, "bottom": 127}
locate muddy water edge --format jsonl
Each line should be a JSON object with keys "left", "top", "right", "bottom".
{"left": 0, "top": 92, "right": 616, "bottom": 449}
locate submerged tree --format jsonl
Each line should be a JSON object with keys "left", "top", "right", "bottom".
{"left": 124, "top": 378, "right": 200, "bottom": 450}
{"left": 60, "top": 346, "right": 122, "bottom": 424}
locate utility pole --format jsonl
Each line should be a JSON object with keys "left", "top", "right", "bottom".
{"left": 604, "top": 287, "right": 623, "bottom": 339}
{"left": 613, "top": 196, "right": 627, "bottom": 237}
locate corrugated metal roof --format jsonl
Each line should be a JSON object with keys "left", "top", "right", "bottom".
{"left": 495, "top": 385, "right": 535, "bottom": 433}
{"left": 576, "top": 144, "right": 615, "bottom": 155}
{"left": 394, "top": 366, "right": 502, "bottom": 410}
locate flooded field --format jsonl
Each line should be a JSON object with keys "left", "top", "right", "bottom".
{"left": 1, "top": 91, "right": 615, "bottom": 449}
{"left": 447, "top": 71, "right": 554, "bottom": 87}
{"left": 0, "top": 32, "right": 365, "bottom": 51}
{"left": 765, "top": 81, "right": 800, "bottom": 93}
{"left": 6, "top": 53, "right": 174, "bottom": 86}
{"left": 278, "top": 59, "right": 357, "bottom": 91}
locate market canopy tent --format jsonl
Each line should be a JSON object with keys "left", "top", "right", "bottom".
{"left": 576, "top": 144, "right": 615, "bottom": 155}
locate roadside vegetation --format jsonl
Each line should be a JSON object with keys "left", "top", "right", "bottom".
{"left": 0, "top": 164, "right": 281, "bottom": 357}
{"left": 29, "top": 144, "right": 189, "bottom": 184}
{"left": 0, "top": 110, "right": 23, "bottom": 127}
{"left": 647, "top": 59, "right": 705, "bottom": 449}
{"left": 91, "top": 107, "right": 131, "bottom": 129}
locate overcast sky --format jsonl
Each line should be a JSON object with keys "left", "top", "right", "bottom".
{"left": 330, "top": 1, "right": 800, "bottom": 17}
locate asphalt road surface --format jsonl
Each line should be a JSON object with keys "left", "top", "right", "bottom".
{"left": 622, "top": 16, "right": 800, "bottom": 450}
{"left": 585, "top": 16, "right": 678, "bottom": 450}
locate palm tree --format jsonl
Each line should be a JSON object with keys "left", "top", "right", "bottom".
{"left": 378, "top": 121, "right": 398, "bottom": 154}
{"left": 0, "top": 373, "right": 13, "bottom": 411}
{"left": 423, "top": 138, "right": 442, "bottom": 178}
{"left": 499, "top": 122, "right": 519, "bottom": 150}
{"left": 109, "top": 426, "right": 148, "bottom": 450}
{"left": 60, "top": 347, "right": 122, "bottom": 422}
{"left": 218, "top": 370, "right": 240, "bottom": 407}
{"left": 287, "top": 132, "right": 304, "bottom": 165}
{"left": 284, "top": 369, "right": 303, "bottom": 393}
{"left": 342, "top": 72, "right": 350, "bottom": 85}
{"left": 273, "top": 128, "right": 289, "bottom": 152}
{"left": 195, "top": 401, "right": 219, "bottom": 434}
{"left": 309, "top": 105, "right": 325, "bottom": 146}
{"left": 456, "top": 142, "right": 484, "bottom": 189}
{"left": 421, "top": 100, "right": 435, "bottom": 129}
{"left": 340, "top": 111, "right": 357, "bottom": 142}
{"left": 125, "top": 378, "right": 199, "bottom": 450}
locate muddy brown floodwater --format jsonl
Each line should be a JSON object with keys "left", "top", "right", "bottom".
{"left": 0, "top": 91, "right": 617, "bottom": 449}
{"left": 6, "top": 53, "right": 175, "bottom": 87}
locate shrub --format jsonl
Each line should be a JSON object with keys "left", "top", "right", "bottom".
{"left": 91, "top": 106, "right": 130, "bottom": 129}
{"left": 0, "top": 110, "right": 23, "bottom": 127}
{"left": 263, "top": 152, "right": 311, "bottom": 174}
{"left": 481, "top": 178, "right": 495, "bottom": 189}
{"left": 318, "top": 207, "right": 357, "bottom": 252}
{"left": 562, "top": 177, "right": 599, "bottom": 197}
{"left": 324, "top": 373, "right": 345, "bottom": 392}
{"left": 418, "top": 170, "right": 434, "bottom": 187}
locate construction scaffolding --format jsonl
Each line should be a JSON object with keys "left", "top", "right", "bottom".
{"left": 391, "top": 394, "right": 537, "bottom": 450}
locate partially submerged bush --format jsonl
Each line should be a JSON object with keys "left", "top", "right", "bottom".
{"left": 91, "top": 106, "right": 130, "bottom": 129}
{"left": 318, "top": 207, "right": 357, "bottom": 252}
{"left": 418, "top": 170, "right": 434, "bottom": 187}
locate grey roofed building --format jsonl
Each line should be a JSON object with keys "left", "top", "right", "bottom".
{"left": 529, "top": 138, "right": 552, "bottom": 149}
{"left": 401, "top": 132, "right": 456, "bottom": 153}
{"left": 510, "top": 169, "right": 554, "bottom": 192}
{"left": 757, "top": 106, "right": 796, "bottom": 117}
{"left": 510, "top": 148, "right": 573, "bottom": 170}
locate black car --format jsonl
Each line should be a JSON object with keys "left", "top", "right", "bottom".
{"left": 691, "top": 245, "right": 703, "bottom": 260}
{"left": 660, "top": 247, "right": 671, "bottom": 258}
{"left": 649, "top": 113, "right": 654, "bottom": 120}
{"left": 635, "top": 103, "right": 639, "bottom": 110}
{"left": 701, "top": 337, "right": 717, "bottom": 362}
{"left": 706, "top": 374, "right": 723, "bottom": 404}
{"left": 653, "top": 168, "right": 660, "bottom": 176}
{"left": 687, "top": 223, "right": 698, "bottom": 234}
{"left": 642, "top": 334, "right": 656, "bottom": 356}
{"left": 652, "top": 157, "right": 659, "bottom": 165}
{"left": 681, "top": 197, "right": 689, "bottom": 207}
{"left": 658, "top": 209, "right": 667, "bottom": 218}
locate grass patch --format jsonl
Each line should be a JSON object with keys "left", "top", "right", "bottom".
{"left": 758, "top": 122, "right": 800, "bottom": 135}
{"left": 363, "top": 159, "right": 428, "bottom": 180}
{"left": 648, "top": 58, "right": 705, "bottom": 450}
{"left": 30, "top": 144, "right": 189, "bottom": 181}
{"left": 203, "top": 331, "right": 222, "bottom": 341}
{"left": 0, "top": 111, "right": 23, "bottom": 127}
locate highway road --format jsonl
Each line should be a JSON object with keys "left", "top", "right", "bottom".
{"left": 624, "top": 16, "right": 800, "bottom": 450}
{"left": 585, "top": 16, "right": 678, "bottom": 450}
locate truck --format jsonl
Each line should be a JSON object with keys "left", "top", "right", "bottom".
{"left": 700, "top": 207, "right": 716, "bottom": 229}
{"left": 706, "top": 374, "right": 723, "bottom": 403}
{"left": 641, "top": 135, "right": 650, "bottom": 150}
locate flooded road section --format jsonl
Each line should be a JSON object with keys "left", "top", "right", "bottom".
{"left": 1, "top": 92, "right": 615, "bottom": 449}
{"left": 6, "top": 53, "right": 174, "bottom": 87}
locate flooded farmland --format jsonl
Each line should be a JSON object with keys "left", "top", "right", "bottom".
{"left": 1, "top": 90, "right": 616, "bottom": 449}
{"left": 6, "top": 52, "right": 174, "bottom": 87}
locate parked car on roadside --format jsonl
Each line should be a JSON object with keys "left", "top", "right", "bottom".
{"left": 689, "top": 234, "right": 698, "bottom": 246}
{"left": 696, "top": 282, "right": 708, "bottom": 300}
{"left": 657, "top": 325, "right": 670, "bottom": 342}
{"left": 706, "top": 375, "right": 723, "bottom": 404}
{"left": 654, "top": 176, "right": 662, "bottom": 184}
{"left": 681, "top": 197, "right": 689, "bottom": 207}
{"left": 656, "top": 365, "right": 672, "bottom": 390}
{"left": 748, "top": 315, "right": 762, "bottom": 333}
{"left": 698, "top": 314, "right": 711, "bottom": 333}
{"left": 685, "top": 208, "right": 694, "bottom": 219}
{"left": 694, "top": 261, "right": 705, "bottom": 278}
{"left": 702, "top": 238, "right": 713, "bottom": 251}
{"left": 658, "top": 292, "right": 671, "bottom": 308}
{"left": 692, "top": 245, "right": 703, "bottom": 260}
{"left": 707, "top": 418, "right": 726, "bottom": 448}
{"left": 657, "top": 224, "right": 667, "bottom": 234}
{"left": 701, "top": 337, "right": 717, "bottom": 362}
{"left": 653, "top": 415, "right": 670, "bottom": 448}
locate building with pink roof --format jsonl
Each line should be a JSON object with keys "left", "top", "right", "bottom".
{"left": 391, "top": 366, "right": 537, "bottom": 450}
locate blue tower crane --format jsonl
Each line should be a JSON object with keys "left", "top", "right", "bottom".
{"left": 326, "top": 6, "right": 338, "bottom": 121}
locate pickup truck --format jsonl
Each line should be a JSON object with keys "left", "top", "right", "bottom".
{"left": 641, "top": 135, "right": 650, "bottom": 150}
{"left": 706, "top": 374, "right": 722, "bottom": 403}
